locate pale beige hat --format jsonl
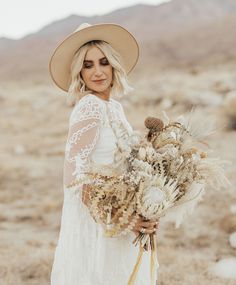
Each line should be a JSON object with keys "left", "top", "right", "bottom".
{"left": 49, "top": 22, "right": 139, "bottom": 92}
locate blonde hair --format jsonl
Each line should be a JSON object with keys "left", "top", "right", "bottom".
{"left": 67, "top": 40, "right": 134, "bottom": 106}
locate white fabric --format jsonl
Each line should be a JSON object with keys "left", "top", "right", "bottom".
{"left": 51, "top": 93, "right": 159, "bottom": 285}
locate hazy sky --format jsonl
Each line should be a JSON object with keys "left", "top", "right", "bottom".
{"left": 0, "top": 0, "right": 170, "bottom": 39}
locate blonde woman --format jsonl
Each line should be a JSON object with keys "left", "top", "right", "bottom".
{"left": 49, "top": 23, "right": 159, "bottom": 285}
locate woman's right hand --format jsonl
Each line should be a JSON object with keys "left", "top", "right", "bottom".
{"left": 131, "top": 215, "right": 159, "bottom": 236}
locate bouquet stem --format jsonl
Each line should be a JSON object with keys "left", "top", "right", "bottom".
{"left": 129, "top": 233, "right": 157, "bottom": 285}
{"left": 133, "top": 233, "right": 156, "bottom": 251}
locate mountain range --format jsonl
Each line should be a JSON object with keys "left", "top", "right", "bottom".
{"left": 1, "top": 0, "right": 236, "bottom": 81}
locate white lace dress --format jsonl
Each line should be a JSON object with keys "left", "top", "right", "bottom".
{"left": 50, "top": 93, "right": 159, "bottom": 285}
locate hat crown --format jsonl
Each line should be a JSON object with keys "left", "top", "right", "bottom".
{"left": 75, "top": 23, "right": 91, "bottom": 33}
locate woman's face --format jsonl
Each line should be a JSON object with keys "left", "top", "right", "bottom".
{"left": 80, "top": 46, "right": 113, "bottom": 93}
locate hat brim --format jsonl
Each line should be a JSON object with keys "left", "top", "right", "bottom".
{"left": 49, "top": 23, "right": 139, "bottom": 92}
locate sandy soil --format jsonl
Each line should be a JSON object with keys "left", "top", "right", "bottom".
{"left": 0, "top": 66, "right": 236, "bottom": 285}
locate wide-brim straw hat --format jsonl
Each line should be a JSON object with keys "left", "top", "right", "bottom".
{"left": 49, "top": 22, "right": 139, "bottom": 92}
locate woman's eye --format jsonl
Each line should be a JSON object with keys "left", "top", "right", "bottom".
{"left": 83, "top": 60, "right": 109, "bottom": 69}
{"left": 101, "top": 60, "right": 109, "bottom": 65}
{"left": 83, "top": 64, "right": 92, "bottom": 69}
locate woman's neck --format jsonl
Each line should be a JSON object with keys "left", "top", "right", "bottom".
{"left": 92, "top": 89, "right": 110, "bottom": 102}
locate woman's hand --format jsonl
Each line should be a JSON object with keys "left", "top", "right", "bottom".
{"left": 132, "top": 215, "right": 159, "bottom": 236}
{"left": 111, "top": 210, "right": 159, "bottom": 236}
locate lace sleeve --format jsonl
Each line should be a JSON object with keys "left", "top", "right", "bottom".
{"left": 63, "top": 95, "right": 103, "bottom": 189}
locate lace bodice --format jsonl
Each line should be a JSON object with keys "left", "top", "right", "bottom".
{"left": 63, "top": 93, "right": 135, "bottom": 188}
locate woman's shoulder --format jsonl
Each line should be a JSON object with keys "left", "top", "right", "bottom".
{"left": 72, "top": 94, "right": 107, "bottom": 114}
{"left": 73, "top": 93, "right": 123, "bottom": 113}
{"left": 75, "top": 93, "right": 105, "bottom": 107}
{"left": 82, "top": 93, "right": 120, "bottom": 107}
{"left": 76, "top": 94, "right": 123, "bottom": 111}
{"left": 69, "top": 94, "right": 105, "bottom": 125}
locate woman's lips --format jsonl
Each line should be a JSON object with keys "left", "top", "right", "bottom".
{"left": 93, "top": 79, "right": 106, "bottom": 84}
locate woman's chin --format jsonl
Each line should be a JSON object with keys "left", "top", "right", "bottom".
{"left": 91, "top": 85, "right": 110, "bottom": 93}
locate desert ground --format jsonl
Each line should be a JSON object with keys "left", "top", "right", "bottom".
{"left": 0, "top": 64, "right": 236, "bottom": 285}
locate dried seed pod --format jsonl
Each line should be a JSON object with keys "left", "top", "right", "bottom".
{"left": 200, "top": 152, "right": 207, "bottom": 158}
{"left": 144, "top": 117, "right": 164, "bottom": 131}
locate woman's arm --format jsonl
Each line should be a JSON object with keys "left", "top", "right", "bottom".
{"left": 64, "top": 95, "right": 102, "bottom": 193}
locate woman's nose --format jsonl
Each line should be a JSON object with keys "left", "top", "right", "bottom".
{"left": 94, "top": 64, "right": 103, "bottom": 76}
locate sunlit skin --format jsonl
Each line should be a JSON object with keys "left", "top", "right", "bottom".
{"left": 80, "top": 46, "right": 159, "bottom": 235}
{"left": 80, "top": 46, "right": 113, "bottom": 101}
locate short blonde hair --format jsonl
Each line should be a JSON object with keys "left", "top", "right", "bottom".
{"left": 67, "top": 40, "right": 134, "bottom": 106}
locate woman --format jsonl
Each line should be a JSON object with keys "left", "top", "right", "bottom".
{"left": 49, "top": 23, "right": 159, "bottom": 285}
